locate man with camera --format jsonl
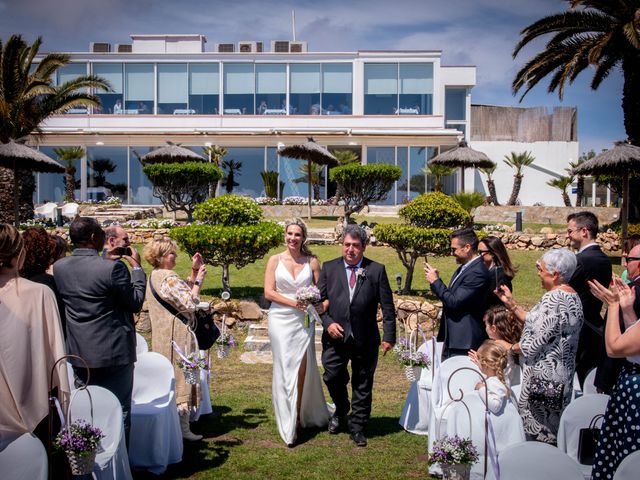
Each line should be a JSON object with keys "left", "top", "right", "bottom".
{"left": 103, "top": 224, "right": 141, "bottom": 266}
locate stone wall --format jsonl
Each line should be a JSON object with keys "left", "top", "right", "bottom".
{"left": 490, "top": 229, "right": 620, "bottom": 253}
{"left": 473, "top": 205, "right": 619, "bottom": 226}
{"left": 260, "top": 205, "right": 344, "bottom": 217}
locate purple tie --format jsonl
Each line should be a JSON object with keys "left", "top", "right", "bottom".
{"left": 348, "top": 266, "right": 357, "bottom": 288}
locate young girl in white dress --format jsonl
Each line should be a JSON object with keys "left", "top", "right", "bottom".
{"left": 474, "top": 340, "right": 511, "bottom": 414}
{"left": 264, "top": 218, "right": 329, "bottom": 446}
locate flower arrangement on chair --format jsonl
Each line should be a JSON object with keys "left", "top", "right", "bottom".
{"left": 215, "top": 332, "right": 236, "bottom": 359}
{"left": 54, "top": 419, "right": 105, "bottom": 476}
{"left": 176, "top": 352, "right": 209, "bottom": 384}
{"left": 393, "top": 337, "right": 431, "bottom": 382}
{"left": 428, "top": 435, "right": 479, "bottom": 480}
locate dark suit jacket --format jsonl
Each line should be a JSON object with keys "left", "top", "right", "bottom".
{"left": 54, "top": 248, "right": 146, "bottom": 368}
{"left": 317, "top": 256, "right": 396, "bottom": 350}
{"left": 432, "top": 256, "right": 491, "bottom": 351}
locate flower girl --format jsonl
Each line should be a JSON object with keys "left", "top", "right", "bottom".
{"left": 473, "top": 340, "right": 510, "bottom": 414}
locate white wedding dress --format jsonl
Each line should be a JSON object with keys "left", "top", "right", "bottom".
{"left": 268, "top": 258, "right": 329, "bottom": 445}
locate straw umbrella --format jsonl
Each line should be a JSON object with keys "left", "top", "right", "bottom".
{"left": 429, "top": 141, "right": 495, "bottom": 192}
{"left": 139, "top": 141, "right": 205, "bottom": 164}
{"left": 571, "top": 141, "right": 640, "bottom": 240}
{"left": 0, "top": 141, "right": 65, "bottom": 227}
{"left": 278, "top": 138, "right": 339, "bottom": 219}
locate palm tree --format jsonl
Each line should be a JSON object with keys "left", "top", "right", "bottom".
{"left": 512, "top": 1, "right": 640, "bottom": 146}
{"left": 422, "top": 164, "right": 455, "bottom": 193}
{"left": 202, "top": 145, "right": 227, "bottom": 197}
{"left": 222, "top": 159, "right": 242, "bottom": 193}
{"left": 293, "top": 162, "right": 325, "bottom": 200}
{"left": 53, "top": 146, "right": 83, "bottom": 201}
{"left": 0, "top": 34, "right": 109, "bottom": 222}
{"left": 547, "top": 175, "right": 575, "bottom": 206}
{"left": 503, "top": 151, "right": 535, "bottom": 205}
{"left": 479, "top": 163, "right": 500, "bottom": 205}
{"left": 331, "top": 149, "right": 360, "bottom": 165}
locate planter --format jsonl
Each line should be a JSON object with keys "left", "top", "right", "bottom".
{"left": 404, "top": 365, "right": 422, "bottom": 383}
{"left": 183, "top": 368, "right": 199, "bottom": 385}
{"left": 217, "top": 344, "right": 230, "bottom": 359}
{"left": 441, "top": 463, "right": 471, "bottom": 480}
{"left": 67, "top": 450, "right": 96, "bottom": 476}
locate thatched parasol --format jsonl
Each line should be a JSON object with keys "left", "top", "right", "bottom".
{"left": 571, "top": 140, "right": 640, "bottom": 240}
{"left": 429, "top": 140, "right": 495, "bottom": 192}
{"left": 140, "top": 141, "right": 205, "bottom": 164}
{"left": 0, "top": 141, "right": 65, "bottom": 227}
{"left": 278, "top": 138, "right": 339, "bottom": 219}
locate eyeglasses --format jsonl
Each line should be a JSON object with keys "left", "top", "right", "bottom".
{"left": 566, "top": 227, "right": 585, "bottom": 235}
{"left": 450, "top": 245, "right": 468, "bottom": 254}
{"left": 626, "top": 256, "right": 640, "bottom": 263}
{"left": 478, "top": 250, "right": 491, "bottom": 255}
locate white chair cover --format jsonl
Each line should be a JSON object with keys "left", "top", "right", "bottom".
{"left": 66, "top": 362, "right": 76, "bottom": 390}
{"left": 135, "top": 333, "right": 148, "bottom": 355}
{"left": 446, "top": 394, "right": 525, "bottom": 480}
{"left": 511, "top": 383, "right": 521, "bottom": 403}
{"left": 557, "top": 393, "right": 609, "bottom": 479}
{"left": 613, "top": 450, "right": 640, "bottom": 480}
{"left": 0, "top": 433, "right": 47, "bottom": 480}
{"left": 572, "top": 372, "right": 582, "bottom": 400}
{"left": 399, "top": 339, "right": 443, "bottom": 434}
{"left": 61, "top": 202, "right": 79, "bottom": 218}
{"left": 129, "top": 352, "right": 183, "bottom": 474}
{"left": 34, "top": 202, "right": 57, "bottom": 221}
{"left": 197, "top": 350, "right": 213, "bottom": 417}
{"left": 582, "top": 368, "right": 598, "bottom": 396}
{"left": 67, "top": 386, "right": 132, "bottom": 480}
{"left": 496, "top": 441, "right": 584, "bottom": 480}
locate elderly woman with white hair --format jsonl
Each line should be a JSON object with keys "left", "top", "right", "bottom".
{"left": 495, "top": 248, "right": 584, "bottom": 444}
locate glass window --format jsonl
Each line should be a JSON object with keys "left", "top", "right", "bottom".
{"left": 445, "top": 88, "right": 466, "bottom": 121}
{"left": 223, "top": 63, "right": 254, "bottom": 115}
{"left": 93, "top": 63, "right": 122, "bottom": 114}
{"left": 266, "top": 147, "right": 282, "bottom": 199}
{"left": 86, "top": 146, "right": 128, "bottom": 203}
{"left": 36, "top": 146, "right": 81, "bottom": 203}
{"left": 256, "top": 64, "right": 286, "bottom": 115}
{"left": 407, "top": 147, "right": 431, "bottom": 199}
{"left": 290, "top": 64, "right": 320, "bottom": 115}
{"left": 367, "top": 147, "right": 396, "bottom": 205}
{"left": 130, "top": 147, "right": 162, "bottom": 205}
{"left": 157, "top": 64, "right": 188, "bottom": 114}
{"left": 364, "top": 64, "right": 397, "bottom": 115}
{"left": 124, "top": 64, "right": 153, "bottom": 114}
{"left": 221, "top": 147, "right": 264, "bottom": 196}
{"left": 57, "top": 64, "right": 88, "bottom": 114}
{"left": 189, "top": 63, "right": 219, "bottom": 114}
{"left": 396, "top": 147, "right": 409, "bottom": 204}
{"left": 399, "top": 63, "right": 433, "bottom": 115}
{"left": 322, "top": 64, "right": 352, "bottom": 115}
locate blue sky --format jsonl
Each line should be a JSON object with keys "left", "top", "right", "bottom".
{"left": 0, "top": 0, "right": 626, "bottom": 154}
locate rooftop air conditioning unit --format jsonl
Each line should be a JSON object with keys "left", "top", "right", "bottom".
{"left": 216, "top": 43, "right": 235, "bottom": 53}
{"left": 271, "top": 40, "right": 290, "bottom": 53}
{"left": 238, "top": 41, "right": 258, "bottom": 53}
{"left": 90, "top": 42, "right": 111, "bottom": 53}
{"left": 289, "top": 41, "right": 307, "bottom": 53}
{"left": 115, "top": 44, "right": 132, "bottom": 53}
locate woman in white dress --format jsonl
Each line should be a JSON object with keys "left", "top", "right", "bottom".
{"left": 264, "top": 219, "right": 329, "bottom": 446}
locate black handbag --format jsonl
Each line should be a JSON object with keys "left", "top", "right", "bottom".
{"left": 528, "top": 376, "right": 565, "bottom": 411}
{"left": 577, "top": 414, "right": 604, "bottom": 465}
{"left": 149, "top": 278, "right": 220, "bottom": 350}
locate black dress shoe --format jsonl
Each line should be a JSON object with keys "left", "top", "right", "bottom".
{"left": 349, "top": 431, "right": 367, "bottom": 447}
{"left": 328, "top": 415, "right": 341, "bottom": 434}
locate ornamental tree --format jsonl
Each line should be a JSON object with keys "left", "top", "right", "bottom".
{"left": 374, "top": 192, "right": 472, "bottom": 293}
{"left": 142, "top": 161, "right": 222, "bottom": 221}
{"left": 330, "top": 164, "right": 402, "bottom": 222}
{"left": 170, "top": 194, "right": 283, "bottom": 292}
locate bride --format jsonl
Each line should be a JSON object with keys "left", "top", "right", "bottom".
{"left": 264, "top": 218, "right": 329, "bottom": 446}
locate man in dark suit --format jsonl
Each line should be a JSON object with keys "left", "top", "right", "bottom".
{"left": 424, "top": 227, "right": 491, "bottom": 360}
{"left": 566, "top": 212, "right": 613, "bottom": 388}
{"left": 318, "top": 225, "right": 396, "bottom": 447}
{"left": 54, "top": 217, "right": 146, "bottom": 445}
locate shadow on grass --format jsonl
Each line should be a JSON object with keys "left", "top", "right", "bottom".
{"left": 366, "top": 416, "right": 405, "bottom": 439}
{"left": 196, "top": 406, "right": 269, "bottom": 438}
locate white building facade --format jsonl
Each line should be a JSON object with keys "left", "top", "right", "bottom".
{"left": 34, "top": 34, "right": 579, "bottom": 207}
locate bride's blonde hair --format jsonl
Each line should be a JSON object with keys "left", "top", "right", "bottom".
{"left": 284, "top": 218, "right": 313, "bottom": 257}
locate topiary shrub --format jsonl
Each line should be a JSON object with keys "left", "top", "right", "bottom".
{"left": 400, "top": 192, "right": 471, "bottom": 228}
{"left": 170, "top": 194, "right": 283, "bottom": 292}
{"left": 452, "top": 191, "right": 486, "bottom": 214}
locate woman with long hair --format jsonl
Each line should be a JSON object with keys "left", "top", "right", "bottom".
{"left": 264, "top": 218, "right": 329, "bottom": 446}
{"left": 478, "top": 235, "right": 517, "bottom": 309}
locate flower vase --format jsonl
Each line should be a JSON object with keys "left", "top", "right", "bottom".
{"left": 217, "top": 344, "right": 230, "bottom": 359}
{"left": 404, "top": 365, "right": 422, "bottom": 383}
{"left": 67, "top": 449, "right": 97, "bottom": 476}
{"left": 183, "top": 368, "right": 199, "bottom": 385}
{"left": 441, "top": 463, "right": 471, "bottom": 480}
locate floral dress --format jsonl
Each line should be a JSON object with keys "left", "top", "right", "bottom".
{"left": 518, "top": 289, "right": 583, "bottom": 444}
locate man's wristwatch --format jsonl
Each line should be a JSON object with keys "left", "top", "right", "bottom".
{"left": 132, "top": 266, "right": 142, "bottom": 271}
{"left": 194, "top": 280, "right": 202, "bottom": 286}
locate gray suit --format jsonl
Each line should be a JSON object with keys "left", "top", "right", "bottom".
{"left": 54, "top": 248, "right": 146, "bottom": 444}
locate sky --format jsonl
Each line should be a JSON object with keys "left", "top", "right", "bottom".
{"left": 0, "top": 0, "right": 627, "bottom": 154}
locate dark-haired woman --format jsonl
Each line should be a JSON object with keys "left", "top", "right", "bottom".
{"left": 478, "top": 235, "right": 517, "bottom": 309}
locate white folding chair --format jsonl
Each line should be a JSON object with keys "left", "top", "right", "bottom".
{"left": 0, "top": 433, "right": 47, "bottom": 480}
{"left": 67, "top": 386, "right": 132, "bottom": 480}
{"left": 497, "top": 441, "right": 584, "bottom": 480}
{"left": 135, "top": 332, "right": 149, "bottom": 355}
{"left": 613, "top": 450, "right": 640, "bottom": 480}
{"left": 557, "top": 393, "right": 609, "bottom": 479}
{"left": 129, "top": 352, "right": 182, "bottom": 474}
{"left": 34, "top": 202, "right": 57, "bottom": 222}
{"left": 61, "top": 202, "right": 79, "bottom": 218}
{"left": 582, "top": 368, "right": 598, "bottom": 396}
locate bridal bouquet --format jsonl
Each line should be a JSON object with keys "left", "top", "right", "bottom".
{"left": 296, "top": 285, "right": 321, "bottom": 328}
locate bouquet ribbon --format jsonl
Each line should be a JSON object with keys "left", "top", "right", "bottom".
{"left": 171, "top": 340, "right": 192, "bottom": 365}
{"left": 486, "top": 412, "right": 501, "bottom": 480}
{"left": 305, "top": 304, "right": 322, "bottom": 328}
{"left": 50, "top": 395, "right": 66, "bottom": 428}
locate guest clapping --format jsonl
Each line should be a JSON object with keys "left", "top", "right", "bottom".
{"left": 494, "top": 248, "right": 583, "bottom": 444}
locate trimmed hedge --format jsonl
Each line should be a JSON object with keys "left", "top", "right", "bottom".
{"left": 400, "top": 192, "right": 471, "bottom": 228}
{"left": 194, "top": 194, "right": 263, "bottom": 225}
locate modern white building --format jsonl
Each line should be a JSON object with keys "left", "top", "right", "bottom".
{"left": 34, "top": 33, "right": 582, "bottom": 207}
